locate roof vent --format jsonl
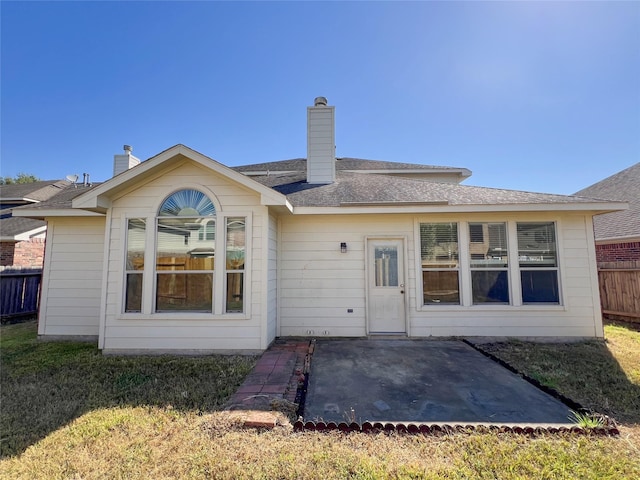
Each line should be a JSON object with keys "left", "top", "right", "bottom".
{"left": 314, "top": 97, "right": 328, "bottom": 107}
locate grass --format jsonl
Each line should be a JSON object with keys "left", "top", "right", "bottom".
{"left": 1, "top": 320, "right": 640, "bottom": 479}
{"left": 480, "top": 321, "right": 640, "bottom": 425}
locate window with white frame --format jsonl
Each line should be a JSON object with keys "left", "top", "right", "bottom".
{"left": 516, "top": 222, "right": 560, "bottom": 304}
{"left": 125, "top": 218, "right": 145, "bottom": 312}
{"left": 225, "top": 217, "right": 245, "bottom": 313}
{"left": 420, "top": 222, "right": 460, "bottom": 305}
{"left": 469, "top": 222, "right": 509, "bottom": 304}
{"left": 155, "top": 189, "right": 216, "bottom": 312}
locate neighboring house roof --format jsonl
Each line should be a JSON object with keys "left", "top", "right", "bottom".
{"left": 0, "top": 180, "right": 77, "bottom": 239}
{"left": 0, "top": 216, "right": 46, "bottom": 241}
{"left": 574, "top": 162, "right": 640, "bottom": 242}
{"left": 0, "top": 180, "right": 70, "bottom": 204}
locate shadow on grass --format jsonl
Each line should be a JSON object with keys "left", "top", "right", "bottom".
{"left": 0, "top": 321, "right": 257, "bottom": 458}
{"left": 480, "top": 323, "right": 640, "bottom": 427}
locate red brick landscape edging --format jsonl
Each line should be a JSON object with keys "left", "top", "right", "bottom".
{"left": 292, "top": 420, "right": 620, "bottom": 436}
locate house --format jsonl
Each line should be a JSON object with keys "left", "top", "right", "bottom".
{"left": 14, "top": 97, "right": 626, "bottom": 353}
{"left": 0, "top": 180, "right": 76, "bottom": 267}
{"left": 574, "top": 162, "right": 640, "bottom": 264}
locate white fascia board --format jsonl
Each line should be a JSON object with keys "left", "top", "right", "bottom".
{"left": 11, "top": 226, "right": 48, "bottom": 241}
{"left": 596, "top": 235, "right": 640, "bottom": 244}
{"left": 72, "top": 144, "right": 289, "bottom": 209}
{"left": 0, "top": 197, "right": 40, "bottom": 203}
{"left": 343, "top": 168, "right": 472, "bottom": 177}
{"left": 291, "top": 201, "right": 629, "bottom": 215}
{"left": 12, "top": 208, "right": 105, "bottom": 219}
{"left": 240, "top": 170, "right": 299, "bottom": 176}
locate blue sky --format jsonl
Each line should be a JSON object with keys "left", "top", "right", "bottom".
{"left": 1, "top": 1, "right": 639, "bottom": 194}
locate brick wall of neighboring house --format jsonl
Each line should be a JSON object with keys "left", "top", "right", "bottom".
{"left": 0, "top": 239, "right": 46, "bottom": 267}
{"left": 596, "top": 241, "right": 640, "bottom": 263}
{"left": 0, "top": 242, "right": 15, "bottom": 266}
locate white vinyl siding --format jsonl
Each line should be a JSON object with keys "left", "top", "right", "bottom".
{"left": 279, "top": 214, "right": 415, "bottom": 337}
{"left": 266, "top": 214, "right": 278, "bottom": 344}
{"left": 279, "top": 211, "right": 602, "bottom": 339}
{"left": 101, "top": 161, "right": 267, "bottom": 352}
{"left": 38, "top": 217, "right": 105, "bottom": 337}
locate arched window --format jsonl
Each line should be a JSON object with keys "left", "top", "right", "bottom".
{"left": 155, "top": 189, "right": 216, "bottom": 312}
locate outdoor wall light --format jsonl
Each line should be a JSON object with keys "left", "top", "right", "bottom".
{"left": 340, "top": 242, "right": 347, "bottom": 253}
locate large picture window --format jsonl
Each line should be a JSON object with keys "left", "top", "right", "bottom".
{"left": 517, "top": 222, "right": 559, "bottom": 304}
{"left": 420, "top": 222, "right": 460, "bottom": 305}
{"left": 155, "top": 189, "right": 216, "bottom": 312}
{"left": 469, "top": 222, "right": 509, "bottom": 304}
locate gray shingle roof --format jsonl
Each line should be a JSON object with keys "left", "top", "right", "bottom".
{"left": 13, "top": 163, "right": 616, "bottom": 215}
{"left": 14, "top": 184, "right": 100, "bottom": 210}
{"left": 253, "top": 171, "right": 603, "bottom": 207}
{"left": 574, "top": 162, "right": 640, "bottom": 240}
{"left": 0, "top": 180, "right": 80, "bottom": 237}
{"left": 0, "top": 180, "right": 70, "bottom": 202}
{"left": 0, "top": 216, "right": 46, "bottom": 237}
{"left": 233, "top": 158, "right": 469, "bottom": 173}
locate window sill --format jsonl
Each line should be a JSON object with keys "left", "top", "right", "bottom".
{"left": 417, "top": 304, "right": 566, "bottom": 312}
{"left": 118, "top": 312, "right": 250, "bottom": 321}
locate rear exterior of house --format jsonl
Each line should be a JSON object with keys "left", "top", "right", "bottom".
{"left": 16, "top": 98, "right": 626, "bottom": 353}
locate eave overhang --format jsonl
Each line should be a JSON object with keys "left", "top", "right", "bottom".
{"left": 290, "top": 201, "right": 629, "bottom": 215}
{"left": 12, "top": 209, "right": 105, "bottom": 220}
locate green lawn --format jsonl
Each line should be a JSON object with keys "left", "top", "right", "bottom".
{"left": 1, "top": 320, "right": 639, "bottom": 479}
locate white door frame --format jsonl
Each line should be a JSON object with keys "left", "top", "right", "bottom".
{"left": 365, "top": 236, "right": 409, "bottom": 335}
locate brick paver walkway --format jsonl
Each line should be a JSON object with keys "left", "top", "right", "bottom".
{"left": 226, "top": 339, "right": 311, "bottom": 411}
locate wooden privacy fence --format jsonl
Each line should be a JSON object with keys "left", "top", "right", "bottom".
{"left": 0, "top": 267, "right": 42, "bottom": 319}
{"left": 598, "top": 261, "right": 640, "bottom": 323}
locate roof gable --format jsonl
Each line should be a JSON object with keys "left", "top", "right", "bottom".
{"left": 72, "top": 145, "right": 290, "bottom": 212}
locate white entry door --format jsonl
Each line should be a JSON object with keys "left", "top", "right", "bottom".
{"left": 367, "top": 238, "right": 406, "bottom": 334}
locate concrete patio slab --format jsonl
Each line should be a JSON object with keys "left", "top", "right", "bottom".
{"left": 304, "top": 339, "right": 573, "bottom": 425}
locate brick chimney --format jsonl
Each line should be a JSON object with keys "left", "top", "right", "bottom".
{"left": 307, "top": 97, "right": 335, "bottom": 184}
{"left": 113, "top": 145, "right": 140, "bottom": 176}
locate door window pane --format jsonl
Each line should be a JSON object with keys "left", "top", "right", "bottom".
{"left": 374, "top": 246, "right": 398, "bottom": 286}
